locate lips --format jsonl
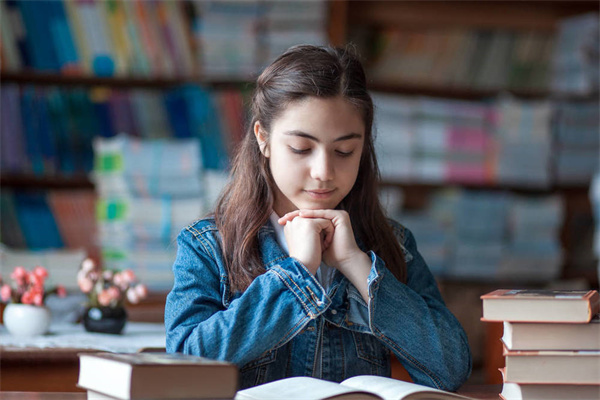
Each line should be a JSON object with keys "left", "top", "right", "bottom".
{"left": 304, "top": 189, "right": 336, "bottom": 199}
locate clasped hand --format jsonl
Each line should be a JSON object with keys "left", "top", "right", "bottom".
{"left": 278, "top": 209, "right": 364, "bottom": 275}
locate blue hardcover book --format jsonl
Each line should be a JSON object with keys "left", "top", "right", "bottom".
{"left": 183, "top": 85, "right": 229, "bottom": 170}
{"left": 36, "top": 89, "right": 59, "bottom": 175}
{"left": 92, "top": 91, "right": 117, "bottom": 138}
{"left": 14, "top": 191, "right": 64, "bottom": 249}
{"left": 48, "top": 0, "right": 80, "bottom": 71}
{"left": 47, "top": 88, "right": 76, "bottom": 174}
{"left": 20, "top": 87, "right": 45, "bottom": 175}
{"left": 0, "top": 190, "right": 27, "bottom": 248}
{"left": 17, "top": 0, "right": 60, "bottom": 71}
{"left": 1, "top": 84, "right": 28, "bottom": 173}
{"left": 4, "top": 0, "right": 31, "bottom": 67}
{"left": 66, "top": 89, "right": 98, "bottom": 173}
{"left": 164, "top": 88, "right": 192, "bottom": 138}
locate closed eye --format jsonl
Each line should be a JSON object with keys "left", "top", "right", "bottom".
{"left": 289, "top": 146, "right": 310, "bottom": 154}
{"left": 336, "top": 150, "right": 354, "bottom": 157}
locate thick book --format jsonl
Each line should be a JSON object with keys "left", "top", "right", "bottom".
{"left": 480, "top": 289, "right": 599, "bottom": 323}
{"left": 502, "top": 314, "right": 600, "bottom": 350}
{"left": 499, "top": 368, "right": 600, "bottom": 400}
{"left": 77, "top": 352, "right": 238, "bottom": 400}
{"left": 500, "top": 380, "right": 600, "bottom": 400}
{"left": 503, "top": 347, "right": 600, "bottom": 384}
{"left": 234, "top": 376, "right": 474, "bottom": 400}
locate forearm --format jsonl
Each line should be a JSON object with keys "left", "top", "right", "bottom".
{"left": 367, "top": 254, "right": 472, "bottom": 391}
{"left": 337, "top": 251, "right": 371, "bottom": 303}
{"left": 165, "top": 258, "right": 330, "bottom": 367}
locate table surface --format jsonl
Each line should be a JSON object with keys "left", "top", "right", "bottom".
{"left": 0, "top": 385, "right": 503, "bottom": 399}
{"left": 0, "top": 322, "right": 166, "bottom": 352}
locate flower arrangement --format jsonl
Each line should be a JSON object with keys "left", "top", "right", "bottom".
{"left": 77, "top": 258, "right": 148, "bottom": 308}
{"left": 0, "top": 266, "right": 67, "bottom": 306}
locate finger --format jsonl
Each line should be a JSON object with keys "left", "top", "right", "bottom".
{"left": 316, "top": 218, "right": 334, "bottom": 248}
{"left": 278, "top": 210, "right": 301, "bottom": 225}
{"left": 298, "top": 209, "right": 344, "bottom": 224}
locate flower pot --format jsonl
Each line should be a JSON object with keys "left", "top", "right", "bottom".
{"left": 3, "top": 303, "right": 51, "bottom": 337}
{"left": 83, "top": 306, "right": 127, "bottom": 334}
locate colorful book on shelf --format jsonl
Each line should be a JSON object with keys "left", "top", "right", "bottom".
{"left": 502, "top": 314, "right": 600, "bottom": 351}
{"left": 481, "top": 289, "right": 600, "bottom": 323}
{"left": 235, "top": 376, "right": 474, "bottom": 400}
{"left": 77, "top": 352, "right": 238, "bottom": 400}
{"left": 499, "top": 368, "right": 600, "bottom": 400}
{"left": 502, "top": 346, "right": 600, "bottom": 385}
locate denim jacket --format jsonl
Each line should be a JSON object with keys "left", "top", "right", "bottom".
{"left": 165, "top": 217, "right": 472, "bottom": 391}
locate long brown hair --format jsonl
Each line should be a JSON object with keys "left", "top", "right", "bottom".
{"left": 214, "top": 45, "right": 406, "bottom": 292}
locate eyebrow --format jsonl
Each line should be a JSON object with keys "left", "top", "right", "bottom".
{"left": 283, "top": 130, "right": 363, "bottom": 143}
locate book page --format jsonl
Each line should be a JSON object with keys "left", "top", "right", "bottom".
{"left": 235, "top": 377, "right": 381, "bottom": 400}
{"left": 340, "top": 376, "right": 471, "bottom": 400}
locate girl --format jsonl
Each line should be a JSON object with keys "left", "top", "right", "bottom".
{"left": 165, "top": 45, "right": 472, "bottom": 391}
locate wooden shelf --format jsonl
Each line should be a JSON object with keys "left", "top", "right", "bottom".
{"left": 348, "top": 1, "right": 599, "bottom": 32}
{"left": 378, "top": 180, "right": 590, "bottom": 194}
{"left": 0, "top": 72, "right": 253, "bottom": 89}
{"left": 0, "top": 174, "right": 94, "bottom": 190}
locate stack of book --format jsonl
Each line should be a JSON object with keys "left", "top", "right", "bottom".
{"left": 450, "top": 192, "right": 508, "bottom": 279}
{"left": 552, "top": 13, "right": 599, "bottom": 96}
{"left": 481, "top": 289, "right": 600, "bottom": 400}
{"left": 494, "top": 96, "right": 553, "bottom": 189}
{"left": 92, "top": 135, "right": 205, "bottom": 290}
{"left": 554, "top": 100, "right": 600, "bottom": 185}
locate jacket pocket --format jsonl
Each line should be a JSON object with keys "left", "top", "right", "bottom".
{"left": 240, "top": 349, "right": 278, "bottom": 388}
{"left": 351, "top": 330, "right": 388, "bottom": 368}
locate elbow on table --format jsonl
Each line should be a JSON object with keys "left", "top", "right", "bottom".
{"left": 441, "top": 341, "right": 472, "bottom": 392}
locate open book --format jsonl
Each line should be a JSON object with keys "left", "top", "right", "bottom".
{"left": 235, "top": 376, "right": 473, "bottom": 400}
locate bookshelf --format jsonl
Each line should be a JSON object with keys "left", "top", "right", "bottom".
{"left": 1, "top": 0, "right": 598, "bottom": 385}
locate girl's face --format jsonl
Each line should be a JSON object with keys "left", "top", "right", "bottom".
{"left": 255, "top": 96, "right": 365, "bottom": 217}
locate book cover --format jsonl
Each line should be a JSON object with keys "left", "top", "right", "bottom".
{"left": 481, "top": 289, "right": 600, "bottom": 323}
{"left": 503, "top": 347, "right": 600, "bottom": 384}
{"left": 502, "top": 314, "right": 600, "bottom": 350}
{"left": 78, "top": 352, "right": 238, "bottom": 400}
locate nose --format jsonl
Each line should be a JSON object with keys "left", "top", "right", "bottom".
{"left": 310, "top": 151, "right": 334, "bottom": 182}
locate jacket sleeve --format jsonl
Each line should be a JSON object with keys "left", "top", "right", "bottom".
{"left": 365, "top": 227, "right": 472, "bottom": 391}
{"left": 164, "top": 228, "right": 330, "bottom": 367}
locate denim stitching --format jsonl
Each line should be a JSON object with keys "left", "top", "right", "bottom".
{"left": 271, "top": 268, "right": 315, "bottom": 317}
{"left": 273, "top": 266, "right": 321, "bottom": 311}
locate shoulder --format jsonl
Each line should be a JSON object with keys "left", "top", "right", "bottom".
{"left": 386, "top": 218, "right": 416, "bottom": 263}
{"left": 182, "top": 217, "right": 219, "bottom": 238}
{"left": 177, "top": 217, "right": 222, "bottom": 255}
{"left": 386, "top": 218, "right": 411, "bottom": 244}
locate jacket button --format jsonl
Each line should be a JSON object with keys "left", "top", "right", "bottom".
{"left": 330, "top": 309, "right": 337, "bottom": 315}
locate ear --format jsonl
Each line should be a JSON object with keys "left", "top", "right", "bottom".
{"left": 253, "top": 121, "right": 270, "bottom": 158}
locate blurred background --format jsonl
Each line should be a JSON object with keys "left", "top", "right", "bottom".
{"left": 0, "top": 0, "right": 599, "bottom": 384}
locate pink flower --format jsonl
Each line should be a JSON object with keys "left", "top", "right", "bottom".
{"left": 107, "top": 286, "right": 120, "bottom": 300}
{"left": 97, "top": 289, "right": 113, "bottom": 306}
{"left": 121, "top": 270, "right": 136, "bottom": 284}
{"left": 135, "top": 284, "right": 148, "bottom": 299}
{"left": 10, "top": 266, "right": 28, "bottom": 285}
{"left": 81, "top": 258, "right": 95, "bottom": 273}
{"left": 78, "top": 277, "right": 94, "bottom": 294}
{"left": 29, "top": 272, "right": 44, "bottom": 289}
{"left": 126, "top": 288, "right": 140, "bottom": 304}
{"left": 21, "top": 290, "right": 33, "bottom": 305}
{"left": 102, "top": 270, "right": 114, "bottom": 281}
{"left": 56, "top": 285, "right": 67, "bottom": 298}
{"left": 33, "top": 266, "right": 49, "bottom": 280}
{"left": 32, "top": 291, "right": 43, "bottom": 306}
{"left": 1, "top": 284, "right": 12, "bottom": 302}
